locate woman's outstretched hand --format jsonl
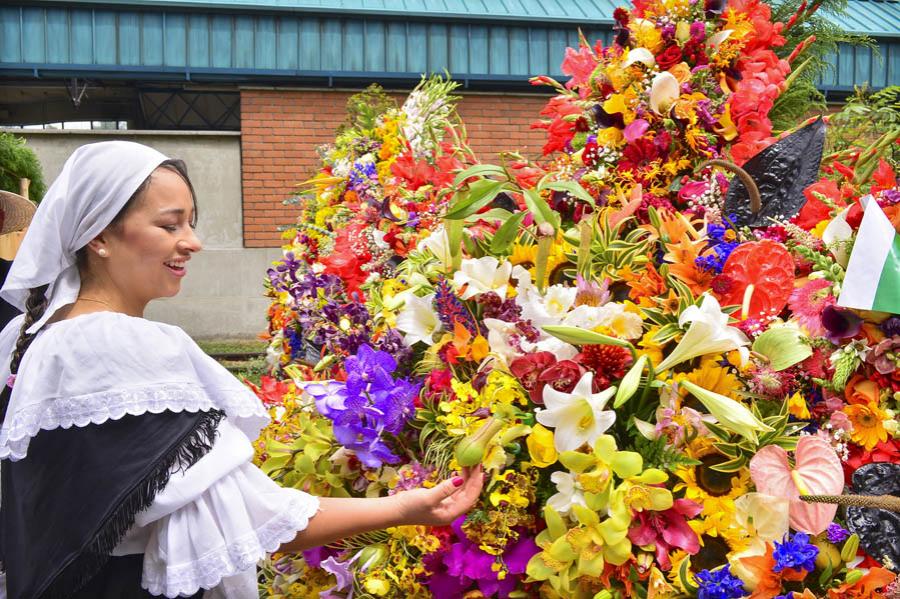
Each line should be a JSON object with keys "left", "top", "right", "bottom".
{"left": 278, "top": 466, "right": 485, "bottom": 553}
{"left": 395, "top": 466, "right": 485, "bottom": 527}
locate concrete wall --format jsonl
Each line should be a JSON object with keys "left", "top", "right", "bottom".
{"left": 5, "top": 129, "right": 280, "bottom": 339}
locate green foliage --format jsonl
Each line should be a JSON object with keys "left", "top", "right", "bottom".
{"left": 0, "top": 133, "right": 46, "bottom": 202}
{"left": 628, "top": 432, "right": 701, "bottom": 472}
{"left": 826, "top": 85, "right": 900, "bottom": 168}
{"left": 339, "top": 83, "right": 398, "bottom": 135}
{"left": 768, "top": 0, "right": 873, "bottom": 132}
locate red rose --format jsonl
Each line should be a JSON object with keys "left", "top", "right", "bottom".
{"left": 656, "top": 45, "right": 684, "bottom": 70}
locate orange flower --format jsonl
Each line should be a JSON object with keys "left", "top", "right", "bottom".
{"left": 619, "top": 263, "right": 667, "bottom": 301}
{"left": 844, "top": 401, "right": 889, "bottom": 451}
{"left": 844, "top": 374, "right": 883, "bottom": 405}
{"left": 737, "top": 545, "right": 782, "bottom": 598}
{"left": 827, "top": 567, "right": 896, "bottom": 598}
{"left": 664, "top": 237, "right": 715, "bottom": 295}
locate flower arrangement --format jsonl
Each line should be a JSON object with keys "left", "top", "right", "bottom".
{"left": 253, "top": 1, "right": 900, "bottom": 597}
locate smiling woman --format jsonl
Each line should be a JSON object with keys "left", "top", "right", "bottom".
{"left": 0, "top": 141, "right": 483, "bottom": 599}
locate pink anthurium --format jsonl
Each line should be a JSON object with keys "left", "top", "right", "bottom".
{"left": 749, "top": 435, "right": 844, "bottom": 535}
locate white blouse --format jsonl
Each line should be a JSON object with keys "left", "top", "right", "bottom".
{"left": 0, "top": 312, "right": 320, "bottom": 598}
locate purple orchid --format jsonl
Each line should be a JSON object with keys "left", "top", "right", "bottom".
{"left": 821, "top": 304, "right": 863, "bottom": 344}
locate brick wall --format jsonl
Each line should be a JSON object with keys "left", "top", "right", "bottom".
{"left": 240, "top": 89, "right": 551, "bottom": 247}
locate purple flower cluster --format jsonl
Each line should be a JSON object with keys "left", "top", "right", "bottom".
{"left": 304, "top": 345, "right": 419, "bottom": 469}
{"left": 434, "top": 277, "right": 479, "bottom": 334}
{"left": 696, "top": 222, "right": 739, "bottom": 274}
{"left": 425, "top": 517, "right": 538, "bottom": 598}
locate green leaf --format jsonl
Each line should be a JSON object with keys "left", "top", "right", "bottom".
{"left": 710, "top": 454, "right": 748, "bottom": 473}
{"left": 446, "top": 218, "right": 464, "bottom": 270}
{"left": 489, "top": 211, "right": 528, "bottom": 254}
{"left": 452, "top": 164, "right": 508, "bottom": 187}
{"left": 542, "top": 180, "right": 596, "bottom": 207}
{"left": 444, "top": 179, "right": 508, "bottom": 220}
{"left": 542, "top": 325, "right": 634, "bottom": 350}
{"left": 523, "top": 188, "right": 560, "bottom": 231}
{"left": 465, "top": 207, "right": 513, "bottom": 223}
{"left": 752, "top": 326, "right": 813, "bottom": 371}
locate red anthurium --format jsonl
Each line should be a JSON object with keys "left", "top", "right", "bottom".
{"left": 750, "top": 435, "right": 844, "bottom": 534}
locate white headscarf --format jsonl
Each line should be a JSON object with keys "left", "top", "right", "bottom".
{"left": 0, "top": 141, "right": 168, "bottom": 334}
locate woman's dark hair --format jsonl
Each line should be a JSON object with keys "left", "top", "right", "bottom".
{"left": 0, "top": 159, "right": 197, "bottom": 421}
{"left": 0, "top": 284, "right": 49, "bottom": 421}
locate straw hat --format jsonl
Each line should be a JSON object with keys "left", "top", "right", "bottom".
{"left": 0, "top": 190, "right": 37, "bottom": 234}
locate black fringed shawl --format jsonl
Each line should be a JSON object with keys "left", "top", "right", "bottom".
{"left": 1, "top": 408, "right": 224, "bottom": 599}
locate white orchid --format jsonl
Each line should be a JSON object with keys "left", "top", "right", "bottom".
{"left": 656, "top": 293, "right": 750, "bottom": 372}
{"left": 395, "top": 292, "right": 441, "bottom": 346}
{"left": 536, "top": 371, "right": 617, "bottom": 453}
{"left": 452, "top": 256, "right": 512, "bottom": 300}
{"left": 649, "top": 71, "right": 680, "bottom": 115}
{"left": 547, "top": 471, "right": 588, "bottom": 515}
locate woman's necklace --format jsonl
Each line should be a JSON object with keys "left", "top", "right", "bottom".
{"left": 77, "top": 297, "right": 117, "bottom": 310}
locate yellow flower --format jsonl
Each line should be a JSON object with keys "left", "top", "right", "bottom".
{"left": 673, "top": 440, "right": 750, "bottom": 534}
{"left": 844, "top": 401, "right": 889, "bottom": 450}
{"left": 362, "top": 575, "right": 391, "bottom": 596}
{"left": 638, "top": 327, "right": 666, "bottom": 365}
{"left": 509, "top": 242, "right": 537, "bottom": 270}
{"left": 676, "top": 358, "right": 742, "bottom": 400}
{"left": 787, "top": 392, "right": 811, "bottom": 420}
{"left": 526, "top": 423, "right": 558, "bottom": 467}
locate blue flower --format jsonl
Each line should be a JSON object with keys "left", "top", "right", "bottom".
{"left": 695, "top": 565, "right": 747, "bottom": 599}
{"left": 773, "top": 532, "right": 819, "bottom": 574}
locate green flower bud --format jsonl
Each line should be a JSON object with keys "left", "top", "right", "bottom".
{"left": 455, "top": 417, "right": 505, "bottom": 467}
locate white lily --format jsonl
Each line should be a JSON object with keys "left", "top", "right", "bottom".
{"left": 543, "top": 285, "right": 578, "bottom": 318}
{"left": 547, "top": 471, "right": 588, "bottom": 515}
{"left": 622, "top": 47, "right": 656, "bottom": 68}
{"left": 452, "top": 256, "right": 513, "bottom": 300}
{"left": 395, "top": 292, "right": 441, "bottom": 346}
{"left": 536, "top": 371, "right": 617, "bottom": 453}
{"left": 649, "top": 71, "right": 680, "bottom": 115}
{"left": 680, "top": 380, "right": 773, "bottom": 443}
{"left": 419, "top": 226, "right": 453, "bottom": 269}
{"left": 656, "top": 293, "right": 750, "bottom": 372}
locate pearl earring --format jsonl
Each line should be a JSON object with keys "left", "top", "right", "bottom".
{"left": 98, "top": 248, "right": 108, "bottom": 257}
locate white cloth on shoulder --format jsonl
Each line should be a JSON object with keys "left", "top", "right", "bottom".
{"left": 0, "top": 312, "right": 319, "bottom": 597}
{"left": 114, "top": 419, "right": 319, "bottom": 599}
{"left": 0, "top": 311, "right": 270, "bottom": 461}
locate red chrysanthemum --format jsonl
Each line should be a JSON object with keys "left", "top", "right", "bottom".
{"left": 577, "top": 344, "right": 633, "bottom": 389}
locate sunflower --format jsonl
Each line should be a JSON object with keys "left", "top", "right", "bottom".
{"left": 509, "top": 241, "right": 537, "bottom": 271}
{"left": 673, "top": 439, "right": 751, "bottom": 538}
{"left": 509, "top": 236, "right": 573, "bottom": 285}
{"left": 675, "top": 358, "right": 743, "bottom": 401}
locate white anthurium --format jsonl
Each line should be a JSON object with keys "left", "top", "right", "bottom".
{"left": 822, "top": 207, "right": 853, "bottom": 267}
{"left": 708, "top": 29, "right": 733, "bottom": 48}
{"left": 547, "top": 471, "right": 588, "bottom": 515}
{"left": 656, "top": 293, "right": 750, "bottom": 372}
{"left": 418, "top": 225, "right": 453, "bottom": 268}
{"left": 536, "top": 371, "right": 617, "bottom": 453}
{"left": 649, "top": 71, "right": 680, "bottom": 115}
{"left": 622, "top": 47, "right": 656, "bottom": 68}
{"left": 452, "top": 256, "right": 513, "bottom": 300}
{"left": 395, "top": 292, "right": 441, "bottom": 346}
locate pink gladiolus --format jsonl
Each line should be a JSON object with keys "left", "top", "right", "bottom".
{"left": 749, "top": 435, "right": 844, "bottom": 534}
